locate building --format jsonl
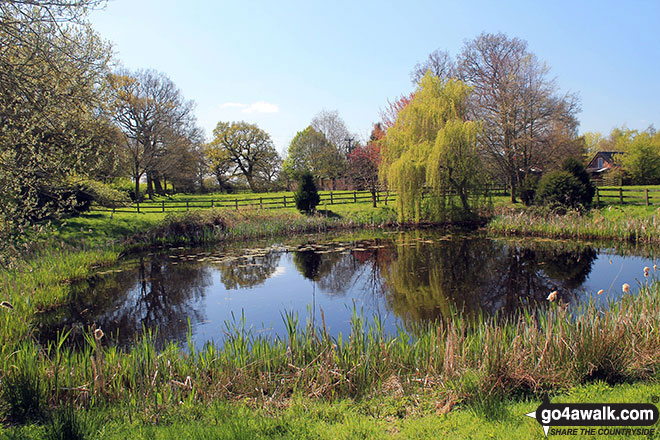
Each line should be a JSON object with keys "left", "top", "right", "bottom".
{"left": 586, "top": 151, "right": 624, "bottom": 185}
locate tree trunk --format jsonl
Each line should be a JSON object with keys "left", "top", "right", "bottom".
{"left": 246, "top": 173, "right": 257, "bottom": 192}
{"left": 153, "top": 176, "right": 164, "bottom": 195}
{"left": 510, "top": 176, "right": 517, "bottom": 203}
{"left": 146, "top": 173, "right": 154, "bottom": 199}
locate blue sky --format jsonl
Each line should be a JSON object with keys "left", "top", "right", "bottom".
{"left": 89, "top": 0, "right": 660, "bottom": 153}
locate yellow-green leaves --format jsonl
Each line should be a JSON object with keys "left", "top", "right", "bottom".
{"left": 380, "top": 72, "right": 481, "bottom": 222}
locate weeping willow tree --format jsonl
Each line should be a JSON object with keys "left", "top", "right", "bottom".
{"left": 380, "top": 72, "right": 483, "bottom": 222}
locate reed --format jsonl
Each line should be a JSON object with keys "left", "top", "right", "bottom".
{"left": 3, "top": 272, "right": 660, "bottom": 424}
{"left": 488, "top": 205, "right": 660, "bottom": 243}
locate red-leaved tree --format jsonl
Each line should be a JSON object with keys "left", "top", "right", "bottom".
{"left": 348, "top": 124, "right": 385, "bottom": 207}
{"left": 379, "top": 93, "right": 414, "bottom": 129}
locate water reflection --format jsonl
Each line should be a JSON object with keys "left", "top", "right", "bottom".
{"left": 39, "top": 232, "right": 657, "bottom": 347}
{"left": 40, "top": 255, "right": 211, "bottom": 347}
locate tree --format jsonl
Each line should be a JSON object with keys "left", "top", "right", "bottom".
{"left": 208, "top": 121, "right": 279, "bottom": 192}
{"left": 294, "top": 171, "right": 320, "bottom": 214}
{"left": 380, "top": 73, "right": 482, "bottom": 221}
{"left": 254, "top": 148, "right": 283, "bottom": 189}
{"left": 348, "top": 124, "right": 384, "bottom": 207}
{"left": 380, "top": 93, "right": 414, "bottom": 130}
{"left": 410, "top": 49, "right": 456, "bottom": 85}
{"left": 283, "top": 126, "right": 344, "bottom": 187}
{"left": 619, "top": 131, "right": 660, "bottom": 184}
{"left": 0, "top": 0, "right": 116, "bottom": 232}
{"left": 109, "top": 70, "right": 196, "bottom": 199}
{"left": 458, "top": 32, "right": 580, "bottom": 202}
{"left": 311, "top": 110, "right": 354, "bottom": 155}
{"left": 205, "top": 143, "right": 235, "bottom": 192}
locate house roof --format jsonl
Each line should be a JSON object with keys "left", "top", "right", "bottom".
{"left": 586, "top": 151, "right": 624, "bottom": 172}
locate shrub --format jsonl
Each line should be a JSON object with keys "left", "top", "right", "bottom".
{"left": 535, "top": 171, "right": 590, "bottom": 210}
{"left": 81, "top": 179, "right": 132, "bottom": 208}
{"left": 562, "top": 157, "right": 595, "bottom": 202}
{"left": 294, "top": 172, "right": 320, "bottom": 214}
{"left": 518, "top": 174, "right": 540, "bottom": 206}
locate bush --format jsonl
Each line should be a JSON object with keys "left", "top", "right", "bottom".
{"left": 535, "top": 171, "right": 591, "bottom": 210}
{"left": 81, "top": 179, "right": 132, "bottom": 208}
{"left": 562, "top": 157, "right": 595, "bottom": 202}
{"left": 294, "top": 172, "right": 320, "bottom": 214}
{"left": 518, "top": 174, "right": 540, "bottom": 206}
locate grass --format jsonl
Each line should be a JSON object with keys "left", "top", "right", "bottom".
{"left": 4, "top": 187, "right": 660, "bottom": 436}
{"left": 488, "top": 204, "right": 660, "bottom": 243}
{"left": 3, "top": 275, "right": 660, "bottom": 430}
{"left": 2, "top": 380, "right": 660, "bottom": 438}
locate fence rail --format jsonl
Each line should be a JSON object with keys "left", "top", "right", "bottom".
{"left": 594, "top": 187, "right": 660, "bottom": 206}
{"left": 89, "top": 186, "right": 509, "bottom": 214}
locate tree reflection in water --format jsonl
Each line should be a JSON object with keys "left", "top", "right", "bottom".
{"left": 380, "top": 234, "right": 597, "bottom": 325}
{"left": 41, "top": 233, "right": 606, "bottom": 348}
{"left": 40, "top": 254, "right": 211, "bottom": 347}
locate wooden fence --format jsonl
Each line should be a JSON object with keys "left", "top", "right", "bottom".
{"left": 89, "top": 186, "right": 509, "bottom": 214}
{"left": 595, "top": 187, "right": 660, "bottom": 206}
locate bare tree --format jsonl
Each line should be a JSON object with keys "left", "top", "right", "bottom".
{"left": 458, "top": 32, "right": 580, "bottom": 201}
{"left": 410, "top": 49, "right": 456, "bottom": 85}
{"left": 109, "top": 69, "right": 196, "bottom": 199}
{"left": 311, "top": 109, "right": 355, "bottom": 155}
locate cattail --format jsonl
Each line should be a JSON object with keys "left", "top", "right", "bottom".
{"left": 622, "top": 283, "right": 630, "bottom": 294}
{"left": 655, "top": 265, "right": 658, "bottom": 271}
{"left": 547, "top": 290, "right": 558, "bottom": 302}
{"left": 94, "top": 328, "right": 104, "bottom": 341}
{"left": 597, "top": 289, "right": 604, "bottom": 295}
{"left": 0, "top": 301, "right": 13, "bottom": 310}
{"left": 644, "top": 267, "right": 651, "bottom": 277}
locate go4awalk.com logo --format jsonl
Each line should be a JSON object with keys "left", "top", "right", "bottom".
{"left": 525, "top": 395, "right": 659, "bottom": 437}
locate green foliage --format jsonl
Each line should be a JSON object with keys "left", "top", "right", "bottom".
{"left": 79, "top": 179, "right": 132, "bottom": 208}
{"left": 380, "top": 72, "right": 482, "bottom": 221}
{"left": 283, "top": 126, "right": 344, "bottom": 182}
{"left": 1, "top": 366, "right": 46, "bottom": 424}
{"left": 535, "top": 171, "right": 590, "bottom": 210}
{"left": 294, "top": 172, "right": 320, "bottom": 214}
{"left": 44, "top": 407, "right": 100, "bottom": 440}
{"left": 534, "top": 158, "right": 594, "bottom": 210}
{"left": 207, "top": 121, "right": 280, "bottom": 192}
{"left": 518, "top": 174, "right": 540, "bottom": 206}
{"left": 0, "top": 2, "right": 116, "bottom": 239}
{"left": 618, "top": 132, "right": 660, "bottom": 184}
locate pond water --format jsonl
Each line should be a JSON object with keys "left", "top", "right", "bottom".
{"left": 40, "top": 230, "right": 659, "bottom": 349}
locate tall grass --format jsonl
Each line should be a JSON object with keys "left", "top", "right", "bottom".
{"left": 3, "top": 277, "right": 660, "bottom": 423}
{"left": 488, "top": 206, "right": 660, "bottom": 243}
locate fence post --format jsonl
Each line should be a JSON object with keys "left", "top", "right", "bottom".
{"left": 353, "top": 191, "right": 357, "bottom": 203}
{"left": 136, "top": 200, "right": 140, "bottom": 214}
{"left": 260, "top": 197, "right": 263, "bottom": 210}
{"left": 596, "top": 187, "right": 600, "bottom": 205}
{"left": 186, "top": 201, "right": 189, "bottom": 211}
{"left": 162, "top": 201, "right": 165, "bottom": 212}
{"left": 211, "top": 199, "right": 214, "bottom": 208}
{"left": 646, "top": 189, "right": 649, "bottom": 206}
{"left": 235, "top": 198, "right": 238, "bottom": 211}
{"left": 283, "top": 195, "right": 287, "bottom": 208}
{"left": 330, "top": 191, "right": 334, "bottom": 205}
{"left": 619, "top": 187, "right": 623, "bottom": 204}
{"left": 384, "top": 190, "right": 388, "bottom": 206}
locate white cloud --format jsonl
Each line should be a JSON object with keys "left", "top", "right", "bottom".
{"left": 219, "top": 101, "right": 279, "bottom": 114}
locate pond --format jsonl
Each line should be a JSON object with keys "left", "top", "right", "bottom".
{"left": 39, "top": 229, "right": 660, "bottom": 349}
